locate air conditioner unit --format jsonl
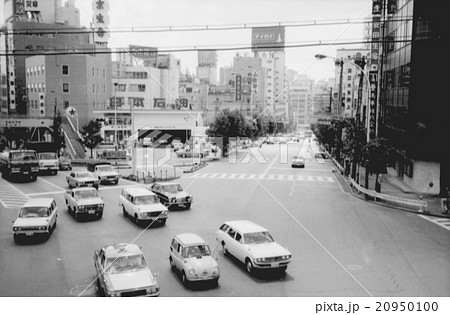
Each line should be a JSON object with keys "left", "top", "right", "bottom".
{"left": 39, "top": 108, "right": 46, "bottom": 117}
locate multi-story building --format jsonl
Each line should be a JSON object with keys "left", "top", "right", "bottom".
{"left": 287, "top": 74, "right": 314, "bottom": 130}
{"left": 313, "top": 80, "right": 332, "bottom": 114}
{"left": 334, "top": 49, "right": 370, "bottom": 118}
{"left": 197, "top": 51, "right": 218, "bottom": 85}
{"left": 378, "top": 0, "right": 449, "bottom": 195}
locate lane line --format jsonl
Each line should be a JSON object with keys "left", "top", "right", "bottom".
{"left": 37, "top": 177, "right": 66, "bottom": 192}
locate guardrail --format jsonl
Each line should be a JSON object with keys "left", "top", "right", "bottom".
{"left": 348, "top": 177, "right": 428, "bottom": 212}
{"left": 63, "top": 130, "right": 76, "bottom": 159}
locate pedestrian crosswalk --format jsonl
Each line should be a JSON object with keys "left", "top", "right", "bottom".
{"left": 0, "top": 178, "right": 30, "bottom": 208}
{"left": 418, "top": 215, "right": 450, "bottom": 231}
{"left": 187, "top": 172, "right": 335, "bottom": 183}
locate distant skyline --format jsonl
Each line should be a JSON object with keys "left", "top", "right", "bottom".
{"left": 2, "top": 0, "right": 372, "bottom": 82}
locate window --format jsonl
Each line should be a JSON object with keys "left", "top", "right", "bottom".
{"left": 64, "top": 101, "right": 69, "bottom": 109}
{"left": 348, "top": 68, "right": 352, "bottom": 73}
{"left": 62, "top": 65, "right": 69, "bottom": 75}
{"left": 62, "top": 83, "right": 69, "bottom": 93}
{"left": 92, "top": 68, "right": 95, "bottom": 76}
{"left": 103, "top": 69, "right": 106, "bottom": 78}
{"left": 347, "top": 76, "right": 352, "bottom": 80}
{"left": 117, "top": 84, "right": 126, "bottom": 92}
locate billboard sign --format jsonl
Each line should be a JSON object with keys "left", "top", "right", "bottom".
{"left": 251, "top": 26, "right": 285, "bottom": 52}
{"left": 24, "top": 0, "right": 42, "bottom": 11}
{"left": 235, "top": 75, "right": 242, "bottom": 101}
{"left": 198, "top": 50, "right": 217, "bottom": 67}
{"left": 129, "top": 45, "right": 158, "bottom": 59}
{"left": 370, "top": 16, "right": 381, "bottom": 71}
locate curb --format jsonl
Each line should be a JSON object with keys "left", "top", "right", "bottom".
{"left": 329, "top": 156, "right": 450, "bottom": 218}
{"left": 183, "top": 163, "right": 209, "bottom": 173}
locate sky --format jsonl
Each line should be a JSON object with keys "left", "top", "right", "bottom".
{"left": 3, "top": 0, "right": 373, "bottom": 81}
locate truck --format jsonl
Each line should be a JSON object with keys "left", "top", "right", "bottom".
{"left": 37, "top": 152, "right": 59, "bottom": 175}
{"left": 0, "top": 149, "right": 39, "bottom": 181}
{"left": 64, "top": 187, "right": 104, "bottom": 220}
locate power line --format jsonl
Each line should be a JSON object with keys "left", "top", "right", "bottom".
{"left": 1, "top": 17, "right": 413, "bottom": 36}
{"left": 0, "top": 39, "right": 415, "bottom": 57}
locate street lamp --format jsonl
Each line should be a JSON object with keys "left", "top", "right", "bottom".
{"left": 315, "top": 54, "right": 371, "bottom": 142}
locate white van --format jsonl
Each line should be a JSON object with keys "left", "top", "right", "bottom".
{"left": 119, "top": 187, "right": 168, "bottom": 226}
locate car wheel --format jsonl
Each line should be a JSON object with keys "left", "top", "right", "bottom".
{"left": 160, "top": 218, "right": 167, "bottom": 225}
{"left": 169, "top": 257, "right": 176, "bottom": 271}
{"left": 122, "top": 206, "right": 127, "bottom": 218}
{"left": 54, "top": 170, "right": 58, "bottom": 175}
{"left": 114, "top": 180, "right": 118, "bottom": 185}
{"left": 134, "top": 214, "right": 140, "bottom": 225}
{"left": 221, "top": 242, "right": 228, "bottom": 255}
{"left": 74, "top": 212, "right": 78, "bottom": 220}
{"left": 31, "top": 175, "right": 37, "bottom": 182}
{"left": 245, "top": 258, "right": 254, "bottom": 274}
{"left": 181, "top": 271, "right": 189, "bottom": 286}
{"left": 200, "top": 153, "right": 204, "bottom": 158}
{"left": 185, "top": 203, "right": 191, "bottom": 209}
{"left": 97, "top": 212, "right": 103, "bottom": 219}
{"left": 96, "top": 278, "right": 104, "bottom": 296}
{"left": 13, "top": 234, "right": 20, "bottom": 244}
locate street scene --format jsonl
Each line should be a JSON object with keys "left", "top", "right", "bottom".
{"left": 0, "top": 0, "right": 449, "bottom": 313}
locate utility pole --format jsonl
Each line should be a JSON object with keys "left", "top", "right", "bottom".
{"left": 337, "top": 59, "right": 344, "bottom": 118}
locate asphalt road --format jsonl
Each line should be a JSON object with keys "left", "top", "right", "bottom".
{"left": 0, "top": 141, "right": 449, "bottom": 296}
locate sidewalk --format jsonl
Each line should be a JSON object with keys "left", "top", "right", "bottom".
{"left": 331, "top": 160, "right": 449, "bottom": 218}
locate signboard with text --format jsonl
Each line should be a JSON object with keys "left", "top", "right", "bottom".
{"left": 251, "top": 26, "right": 285, "bottom": 52}
{"left": 369, "top": 71, "right": 378, "bottom": 139}
{"left": 370, "top": 16, "right": 381, "bottom": 71}
{"left": 235, "top": 75, "right": 242, "bottom": 101}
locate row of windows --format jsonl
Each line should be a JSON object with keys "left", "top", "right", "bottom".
{"left": 26, "top": 65, "right": 45, "bottom": 76}
{"left": 92, "top": 67, "right": 107, "bottom": 78}
{"left": 113, "top": 84, "right": 146, "bottom": 92}
{"left": 92, "top": 84, "right": 107, "bottom": 94}
{"left": 27, "top": 83, "right": 46, "bottom": 93}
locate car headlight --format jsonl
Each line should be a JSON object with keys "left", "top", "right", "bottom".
{"left": 282, "top": 255, "right": 291, "bottom": 260}
{"left": 78, "top": 205, "right": 85, "bottom": 211}
{"left": 98, "top": 204, "right": 104, "bottom": 209}
{"left": 170, "top": 198, "right": 176, "bottom": 203}
{"left": 138, "top": 212, "right": 147, "bottom": 217}
{"left": 13, "top": 227, "right": 20, "bottom": 231}
{"left": 101, "top": 176, "right": 107, "bottom": 180}
{"left": 54, "top": 162, "right": 58, "bottom": 167}
{"left": 188, "top": 269, "right": 195, "bottom": 275}
{"left": 147, "top": 286, "right": 159, "bottom": 295}
{"left": 255, "top": 257, "right": 266, "bottom": 262}
{"left": 162, "top": 210, "right": 168, "bottom": 215}
{"left": 212, "top": 266, "right": 220, "bottom": 275}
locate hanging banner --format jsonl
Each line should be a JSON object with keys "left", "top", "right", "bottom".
{"left": 369, "top": 71, "right": 378, "bottom": 140}
{"left": 235, "top": 75, "right": 242, "bottom": 101}
{"left": 370, "top": 16, "right": 381, "bottom": 71}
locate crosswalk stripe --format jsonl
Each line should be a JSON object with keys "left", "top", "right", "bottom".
{"left": 0, "top": 178, "right": 30, "bottom": 208}
{"left": 187, "top": 172, "right": 335, "bottom": 183}
{"left": 418, "top": 215, "right": 450, "bottom": 231}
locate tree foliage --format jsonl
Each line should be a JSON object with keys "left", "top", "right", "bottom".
{"left": 79, "top": 120, "right": 103, "bottom": 158}
{"left": 361, "top": 137, "right": 394, "bottom": 175}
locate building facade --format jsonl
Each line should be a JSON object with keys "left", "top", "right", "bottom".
{"left": 378, "top": 0, "right": 449, "bottom": 195}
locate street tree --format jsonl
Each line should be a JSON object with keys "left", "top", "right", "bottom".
{"left": 79, "top": 120, "right": 103, "bottom": 158}
{"left": 361, "top": 137, "right": 395, "bottom": 192}
{"left": 341, "top": 118, "right": 367, "bottom": 180}
{"left": 206, "top": 109, "right": 251, "bottom": 155}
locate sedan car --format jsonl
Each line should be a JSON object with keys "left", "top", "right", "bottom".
{"left": 169, "top": 233, "right": 219, "bottom": 287}
{"left": 12, "top": 198, "right": 58, "bottom": 243}
{"left": 291, "top": 156, "right": 305, "bottom": 168}
{"left": 93, "top": 243, "right": 160, "bottom": 297}
{"left": 216, "top": 220, "right": 292, "bottom": 274}
{"left": 175, "top": 148, "right": 205, "bottom": 158}
{"left": 66, "top": 171, "right": 99, "bottom": 189}
{"left": 147, "top": 182, "right": 193, "bottom": 209}
{"left": 58, "top": 156, "right": 72, "bottom": 170}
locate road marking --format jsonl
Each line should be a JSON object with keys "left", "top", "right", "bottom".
{"left": 0, "top": 178, "right": 30, "bottom": 208}
{"left": 37, "top": 177, "right": 66, "bottom": 191}
{"left": 418, "top": 215, "right": 450, "bottom": 231}
{"left": 187, "top": 172, "right": 335, "bottom": 183}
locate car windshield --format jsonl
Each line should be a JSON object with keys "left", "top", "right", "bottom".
{"left": 162, "top": 184, "right": 183, "bottom": 194}
{"left": 19, "top": 207, "right": 49, "bottom": 218}
{"left": 105, "top": 254, "right": 147, "bottom": 273}
{"left": 184, "top": 244, "right": 211, "bottom": 258}
{"left": 11, "top": 152, "right": 37, "bottom": 161}
{"left": 134, "top": 195, "right": 159, "bottom": 205}
{"left": 39, "top": 153, "right": 57, "bottom": 159}
{"left": 96, "top": 165, "right": 114, "bottom": 172}
{"left": 76, "top": 172, "right": 91, "bottom": 178}
{"left": 75, "top": 190, "right": 98, "bottom": 199}
{"left": 243, "top": 231, "right": 274, "bottom": 244}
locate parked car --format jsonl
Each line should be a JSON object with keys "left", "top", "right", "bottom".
{"left": 93, "top": 243, "right": 160, "bottom": 297}
{"left": 66, "top": 171, "right": 99, "bottom": 189}
{"left": 147, "top": 182, "right": 193, "bottom": 209}
{"left": 171, "top": 140, "right": 184, "bottom": 151}
{"left": 314, "top": 152, "right": 327, "bottom": 159}
{"left": 87, "top": 161, "right": 120, "bottom": 185}
{"left": 169, "top": 233, "right": 220, "bottom": 287}
{"left": 58, "top": 156, "right": 72, "bottom": 170}
{"left": 64, "top": 187, "right": 104, "bottom": 220}
{"left": 12, "top": 198, "right": 58, "bottom": 243}
{"left": 216, "top": 220, "right": 292, "bottom": 274}
{"left": 175, "top": 148, "right": 205, "bottom": 158}
{"left": 291, "top": 156, "right": 305, "bottom": 168}
{"left": 37, "top": 152, "right": 59, "bottom": 175}
{"left": 119, "top": 187, "right": 169, "bottom": 226}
